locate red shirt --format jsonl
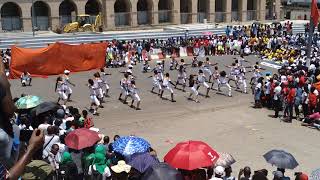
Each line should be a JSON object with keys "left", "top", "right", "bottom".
{"left": 287, "top": 88, "right": 296, "bottom": 104}
{"left": 299, "top": 76, "right": 305, "bottom": 87}
{"left": 309, "top": 93, "right": 317, "bottom": 107}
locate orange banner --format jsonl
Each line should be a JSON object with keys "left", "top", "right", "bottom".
{"left": 10, "top": 42, "right": 107, "bottom": 79}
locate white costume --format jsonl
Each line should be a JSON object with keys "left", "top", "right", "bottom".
{"left": 197, "top": 74, "right": 209, "bottom": 89}
{"left": 162, "top": 77, "right": 174, "bottom": 94}
{"left": 129, "top": 84, "right": 141, "bottom": 101}
{"left": 56, "top": 81, "right": 67, "bottom": 100}
{"left": 218, "top": 75, "right": 232, "bottom": 97}
{"left": 89, "top": 85, "right": 100, "bottom": 106}
{"left": 101, "top": 72, "right": 110, "bottom": 94}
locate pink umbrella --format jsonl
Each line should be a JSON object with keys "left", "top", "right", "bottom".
{"left": 65, "top": 128, "right": 100, "bottom": 150}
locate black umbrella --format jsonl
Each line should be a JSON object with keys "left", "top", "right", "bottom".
{"left": 31, "top": 101, "right": 60, "bottom": 116}
{"left": 141, "top": 162, "right": 183, "bottom": 180}
{"left": 263, "top": 150, "right": 299, "bottom": 169}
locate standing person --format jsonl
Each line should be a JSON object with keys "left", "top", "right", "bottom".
{"left": 273, "top": 82, "right": 282, "bottom": 118}
{"left": 202, "top": 57, "right": 217, "bottom": 83}
{"left": 301, "top": 86, "right": 309, "bottom": 118}
{"left": 197, "top": 70, "right": 210, "bottom": 98}
{"left": 62, "top": 70, "right": 75, "bottom": 102}
{"left": 308, "top": 86, "right": 317, "bottom": 115}
{"left": 100, "top": 68, "right": 111, "bottom": 97}
{"left": 119, "top": 73, "right": 130, "bottom": 104}
{"left": 188, "top": 74, "right": 200, "bottom": 103}
{"left": 55, "top": 76, "right": 68, "bottom": 105}
{"left": 264, "top": 77, "right": 273, "bottom": 108}
{"left": 284, "top": 83, "right": 296, "bottom": 122}
{"left": 254, "top": 77, "right": 264, "bottom": 108}
{"left": 20, "top": 71, "right": 32, "bottom": 86}
{"left": 128, "top": 80, "right": 141, "bottom": 110}
{"left": 294, "top": 85, "right": 303, "bottom": 120}
{"left": 88, "top": 79, "right": 100, "bottom": 115}
{"left": 211, "top": 66, "right": 220, "bottom": 90}
{"left": 218, "top": 71, "right": 232, "bottom": 97}
{"left": 160, "top": 73, "right": 176, "bottom": 102}
{"left": 236, "top": 69, "right": 248, "bottom": 94}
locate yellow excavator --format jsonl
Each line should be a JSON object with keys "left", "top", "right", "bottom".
{"left": 63, "top": 13, "right": 102, "bottom": 33}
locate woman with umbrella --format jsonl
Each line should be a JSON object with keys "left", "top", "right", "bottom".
{"left": 88, "top": 153, "right": 111, "bottom": 179}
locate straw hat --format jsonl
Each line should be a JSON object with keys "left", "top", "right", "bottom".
{"left": 111, "top": 160, "right": 131, "bottom": 173}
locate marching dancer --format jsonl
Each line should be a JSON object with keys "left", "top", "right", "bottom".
{"left": 100, "top": 68, "right": 111, "bottom": 97}
{"left": 151, "top": 70, "right": 162, "bottom": 95}
{"left": 218, "top": 71, "right": 232, "bottom": 97}
{"left": 202, "top": 57, "right": 218, "bottom": 83}
{"left": 196, "top": 70, "right": 210, "bottom": 98}
{"left": 93, "top": 72, "right": 104, "bottom": 107}
{"left": 119, "top": 73, "right": 130, "bottom": 104}
{"left": 236, "top": 69, "right": 248, "bottom": 94}
{"left": 211, "top": 66, "right": 220, "bottom": 90}
{"left": 226, "top": 63, "right": 240, "bottom": 87}
{"left": 188, "top": 74, "right": 200, "bottom": 103}
{"left": 128, "top": 80, "right": 141, "bottom": 110}
{"left": 160, "top": 73, "right": 176, "bottom": 102}
{"left": 62, "top": 70, "right": 75, "bottom": 101}
{"left": 169, "top": 57, "right": 178, "bottom": 70}
{"left": 152, "top": 61, "right": 164, "bottom": 80}
{"left": 88, "top": 79, "right": 100, "bottom": 115}
{"left": 175, "top": 62, "right": 187, "bottom": 92}
{"left": 55, "top": 76, "right": 67, "bottom": 105}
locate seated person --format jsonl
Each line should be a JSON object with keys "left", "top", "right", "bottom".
{"left": 20, "top": 71, "right": 32, "bottom": 86}
{"left": 302, "top": 112, "right": 320, "bottom": 129}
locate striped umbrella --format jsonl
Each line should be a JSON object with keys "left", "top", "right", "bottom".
{"left": 112, "top": 136, "right": 151, "bottom": 156}
{"left": 310, "top": 168, "right": 320, "bottom": 180}
{"left": 215, "top": 152, "right": 236, "bottom": 167}
{"left": 15, "top": 95, "right": 42, "bottom": 109}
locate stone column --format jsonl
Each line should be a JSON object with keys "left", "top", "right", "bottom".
{"left": 240, "top": 0, "right": 247, "bottom": 22}
{"left": 76, "top": 0, "right": 87, "bottom": 14}
{"left": 106, "top": 0, "right": 116, "bottom": 30}
{"left": 259, "top": 0, "right": 266, "bottom": 21}
{"left": 275, "top": 0, "right": 281, "bottom": 20}
{"left": 208, "top": 0, "right": 215, "bottom": 23}
{"left": 20, "top": 2, "right": 32, "bottom": 32}
{"left": 48, "top": 1, "right": 60, "bottom": 30}
{"left": 225, "top": 0, "right": 232, "bottom": 23}
{"left": 191, "top": 0, "right": 197, "bottom": 23}
{"left": 172, "top": 0, "right": 180, "bottom": 24}
{"left": 153, "top": 0, "right": 159, "bottom": 25}
{"left": 131, "top": 0, "right": 138, "bottom": 27}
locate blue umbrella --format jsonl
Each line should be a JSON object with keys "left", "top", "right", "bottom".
{"left": 263, "top": 150, "right": 299, "bottom": 169}
{"left": 310, "top": 168, "right": 320, "bottom": 180}
{"left": 127, "top": 152, "right": 159, "bottom": 173}
{"left": 112, "top": 136, "right": 151, "bottom": 156}
{"left": 15, "top": 95, "right": 43, "bottom": 109}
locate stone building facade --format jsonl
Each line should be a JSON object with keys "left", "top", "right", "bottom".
{"left": 0, "top": 0, "right": 282, "bottom": 32}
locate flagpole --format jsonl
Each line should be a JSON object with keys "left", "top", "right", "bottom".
{"left": 306, "top": 2, "right": 313, "bottom": 67}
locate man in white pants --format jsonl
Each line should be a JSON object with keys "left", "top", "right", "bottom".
{"left": 218, "top": 71, "right": 232, "bottom": 97}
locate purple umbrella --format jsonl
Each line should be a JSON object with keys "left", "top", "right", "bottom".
{"left": 127, "top": 152, "right": 159, "bottom": 173}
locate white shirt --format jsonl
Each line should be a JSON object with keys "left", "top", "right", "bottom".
{"left": 38, "top": 124, "right": 50, "bottom": 134}
{"left": 42, "top": 135, "right": 60, "bottom": 159}
{"left": 274, "top": 86, "right": 282, "bottom": 100}
{"left": 88, "top": 165, "right": 111, "bottom": 180}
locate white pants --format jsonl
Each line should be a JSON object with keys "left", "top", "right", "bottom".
{"left": 203, "top": 68, "right": 212, "bottom": 76}
{"left": 58, "top": 91, "right": 67, "bottom": 100}
{"left": 102, "top": 83, "right": 109, "bottom": 93}
{"left": 218, "top": 83, "right": 232, "bottom": 96}
{"left": 237, "top": 79, "right": 247, "bottom": 93}
{"left": 90, "top": 95, "right": 100, "bottom": 106}
{"left": 66, "top": 86, "right": 72, "bottom": 95}
{"left": 190, "top": 86, "right": 199, "bottom": 96}
{"left": 177, "top": 77, "right": 186, "bottom": 84}
{"left": 121, "top": 87, "right": 129, "bottom": 96}
{"left": 131, "top": 93, "right": 141, "bottom": 101}
{"left": 199, "top": 82, "right": 210, "bottom": 89}
{"left": 97, "top": 88, "right": 104, "bottom": 99}
{"left": 163, "top": 86, "right": 174, "bottom": 94}
{"left": 153, "top": 82, "right": 162, "bottom": 90}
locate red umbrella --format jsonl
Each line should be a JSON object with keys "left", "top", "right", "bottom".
{"left": 64, "top": 128, "right": 100, "bottom": 150}
{"left": 164, "top": 140, "right": 219, "bottom": 170}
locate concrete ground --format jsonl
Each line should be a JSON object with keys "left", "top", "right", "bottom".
{"left": 10, "top": 55, "right": 319, "bottom": 178}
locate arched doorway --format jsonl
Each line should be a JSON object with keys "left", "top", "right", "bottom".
{"left": 180, "top": 0, "right": 192, "bottom": 24}
{"left": 59, "top": 0, "right": 77, "bottom": 26}
{"left": 114, "top": 0, "right": 131, "bottom": 26}
{"left": 85, "top": 0, "right": 101, "bottom": 26}
{"left": 31, "top": 1, "right": 50, "bottom": 30}
{"left": 197, "top": 0, "right": 207, "bottom": 23}
{"left": 1, "top": 2, "right": 22, "bottom": 31}
{"left": 158, "top": 0, "right": 173, "bottom": 23}
{"left": 215, "top": 0, "right": 224, "bottom": 22}
{"left": 137, "top": 0, "right": 152, "bottom": 25}
{"left": 247, "top": 0, "right": 257, "bottom": 20}
{"left": 231, "top": 0, "right": 239, "bottom": 21}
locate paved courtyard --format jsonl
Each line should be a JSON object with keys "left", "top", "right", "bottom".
{"left": 10, "top": 55, "right": 320, "bottom": 177}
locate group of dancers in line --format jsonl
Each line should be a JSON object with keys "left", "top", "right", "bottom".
{"left": 53, "top": 55, "right": 264, "bottom": 114}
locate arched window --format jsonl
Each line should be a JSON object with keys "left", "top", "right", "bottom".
{"left": 1, "top": 2, "right": 22, "bottom": 31}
